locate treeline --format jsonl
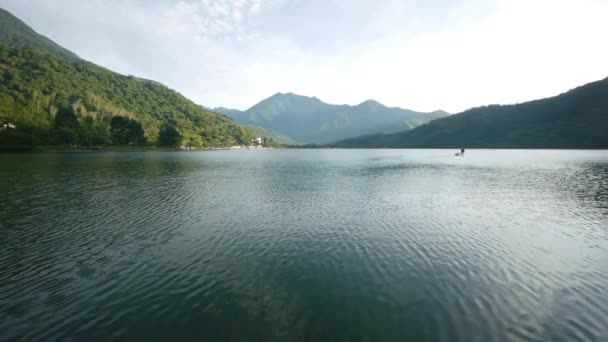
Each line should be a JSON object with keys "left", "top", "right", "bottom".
{"left": 0, "top": 44, "right": 254, "bottom": 149}
{"left": 0, "top": 104, "right": 185, "bottom": 148}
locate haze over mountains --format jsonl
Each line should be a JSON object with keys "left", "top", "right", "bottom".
{"left": 214, "top": 94, "right": 447, "bottom": 144}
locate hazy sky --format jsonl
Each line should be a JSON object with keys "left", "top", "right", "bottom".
{"left": 1, "top": 0, "right": 607, "bottom": 112}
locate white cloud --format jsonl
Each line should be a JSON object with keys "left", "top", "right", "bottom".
{"left": 0, "top": 0, "right": 606, "bottom": 112}
{"left": 237, "top": 0, "right": 608, "bottom": 112}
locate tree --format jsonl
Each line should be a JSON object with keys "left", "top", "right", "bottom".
{"left": 52, "top": 105, "right": 79, "bottom": 146}
{"left": 54, "top": 106, "right": 78, "bottom": 129}
{"left": 55, "top": 127, "right": 78, "bottom": 146}
{"left": 0, "top": 43, "right": 255, "bottom": 148}
{"left": 78, "top": 117, "right": 110, "bottom": 146}
{"left": 262, "top": 137, "right": 279, "bottom": 147}
{"left": 157, "top": 124, "right": 182, "bottom": 147}
{"left": 110, "top": 116, "right": 145, "bottom": 145}
{"left": 0, "top": 122, "right": 46, "bottom": 149}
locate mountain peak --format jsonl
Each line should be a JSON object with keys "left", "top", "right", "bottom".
{"left": 358, "top": 99, "right": 384, "bottom": 107}
{"left": 272, "top": 91, "right": 313, "bottom": 99}
{"left": 430, "top": 110, "right": 450, "bottom": 116}
{"left": 264, "top": 92, "right": 324, "bottom": 106}
{"left": 227, "top": 92, "right": 447, "bottom": 144}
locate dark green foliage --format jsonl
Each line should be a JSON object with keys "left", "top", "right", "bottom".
{"left": 110, "top": 116, "right": 146, "bottom": 145}
{"left": 333, "top": 77, "right": 608, "bottom": 149}
{"left": 43, "top": 106, "right": 110, "bottom": 147}
{"left": 50, "top": 106, "right": 79, "bottom": 146}
{"left": 262, "top": 137, "right": 279, "bottom": 148}
{"left": 0, "top": 9, "right": 253, "bottom": 149}
{"left": 0, "top": 44, "right": 251, "bottom": 148}
{"left": 79, "top": 117, "right": 110, "bottom": 146}
{"left": 53, "top": 127, "right": 78, "bottom": 146}
{"left": 54, "top": 106, "right": 79, "bottom": 129}
{"left": 0, "top": 122, "right": 45, "bottom": 149}
{"left": 215, "top": 94, "right": 447, "bottom": 144}
{"left": 158, "top": 124, "right": 182, "bottom": 147}
{"left": 242, "top": 124, "right": 295, "bottom": 145}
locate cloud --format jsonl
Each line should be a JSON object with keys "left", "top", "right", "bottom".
{"left": 0, "top": 0, "right": 606, "bottom": 112}
{"left": 243, "top": 0, "right": 608, "bottom": 112}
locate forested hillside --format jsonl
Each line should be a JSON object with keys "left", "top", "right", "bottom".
{"left": 0, "top": 9, "right": 252, "bottom": 149}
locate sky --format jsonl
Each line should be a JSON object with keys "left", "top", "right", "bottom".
{"left": 1, "top": 0, "right": 607, "bottom": 113}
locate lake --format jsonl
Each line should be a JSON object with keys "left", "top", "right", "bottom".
{"left": 1, "top": 149, "right": 607, "bottom": 341}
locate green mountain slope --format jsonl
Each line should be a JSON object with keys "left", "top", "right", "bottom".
{"left": 333, "top": 77, "right": 608, "bottom": 149}
{"left": 212, "top": 106, "right": 243, "bottom": 118}
{"left": 0, "top": 8, "right": 79, "bottom": 61}
{"left": 0, "top": 9, "right": 252, "bottom": 148}
{"left": 215, "top": 93, "right": 447, "bottom": 144}
{"left": 241, "top": 125, "right": 296, "bottom": 145}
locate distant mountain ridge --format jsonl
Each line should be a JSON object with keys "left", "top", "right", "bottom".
{"left": 333, "top": 77, "right": 608, "bottom": 149}
{"left": 214, "top": 93, "right": 447, "bottom": 144}
{"left": 211, "top": 106, "right": 243, "bottom": 118}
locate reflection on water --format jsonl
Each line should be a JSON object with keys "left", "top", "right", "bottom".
{"left": 1, "top": 149, "right": 608, "bottom": 341}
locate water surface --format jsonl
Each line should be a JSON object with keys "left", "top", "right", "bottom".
{"left": 1, "top": 149, "right": 607, "bottom": 341}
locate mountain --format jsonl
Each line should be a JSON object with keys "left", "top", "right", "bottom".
{"left": 214, "top": 93, "right": 447, "bottom": 144}
{"left": 0, "top": 8, "right": 252, "bottom": 148}
{"left": 0, "top": 8, "right": 79, "bottom": 61}
{"left": 212, "top": 106, "right": 243, "bottom": 118}
{"left": 333, "top": 77, "right": 608, "bottom": 149}
{"left": 241, "top": 125, "right": 296, "bottom": 145}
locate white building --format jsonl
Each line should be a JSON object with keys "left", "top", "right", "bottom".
{"left": 0, "top": 123, "right": 16, "bottom": 130}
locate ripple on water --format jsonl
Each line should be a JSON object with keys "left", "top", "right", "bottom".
{"left": 1, "top": 150, "right": 608, "bottom": 341}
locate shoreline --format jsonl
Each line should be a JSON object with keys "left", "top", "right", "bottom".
{"left": 0, "top": 145, "right": 277, "bottom": 153}
{"left": 3, "top": 146, "right": 608, "bottom": 154}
